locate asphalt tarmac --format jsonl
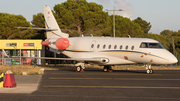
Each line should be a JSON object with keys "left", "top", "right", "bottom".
{"left": 0, "top": 69, "right": 180, "bottom": 101}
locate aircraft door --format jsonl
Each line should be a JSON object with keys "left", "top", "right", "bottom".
{"left": 90, "top": 40, "right": 96, "bottom": 51}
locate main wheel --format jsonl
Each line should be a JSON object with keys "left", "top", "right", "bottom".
{"left": 147, "top": 69, "right": 150, "bottom": 74}
{"left": 108, "top": 66, "right": 112, "bottom": 70}
{"left": 76, "top": 66, "right": 81, "bottom": 72}
{"left": 103, "top": 66, "right": 108, "bottom": 72}
{"left": 150, "top": 69, "right": 153, "bottom": 74}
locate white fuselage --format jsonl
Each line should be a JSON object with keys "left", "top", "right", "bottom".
{"left": 61, "top": 37, "right": 177, "bottom": 65}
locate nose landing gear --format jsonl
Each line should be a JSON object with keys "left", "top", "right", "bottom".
{"left": 146, "top": 64, "right": 153, "bottom": 74}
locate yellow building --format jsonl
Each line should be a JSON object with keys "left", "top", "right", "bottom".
{"left": 0, "top": 40, "right": 42, "bottom": 65}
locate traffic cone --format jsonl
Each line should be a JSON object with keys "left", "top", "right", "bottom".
{"left": 3, "top": 70, "right": 16, "bottom": 88}
{"left": 0, "top": 73, "right": 4, "bottom": 88}
{"left": 108, "top": 70, "right": 113, "bottom": 72}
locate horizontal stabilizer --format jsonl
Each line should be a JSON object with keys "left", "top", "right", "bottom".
{"left": 16, "top": 27, "right": 71, "bottom": 31}
{"left": 2, "top": 49, "right": 9, "bottom": 57}
{"left": 16, "top": 27, "right": 58, "bottom": 31}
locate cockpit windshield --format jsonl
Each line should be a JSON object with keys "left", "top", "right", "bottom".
{"left": 140, "top": 42, "right": 164, "bottom": 49}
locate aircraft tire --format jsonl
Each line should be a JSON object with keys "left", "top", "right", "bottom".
{"left": 150, "top": 69, "right": 153, "bottom": 74}
{"left": 147, "top": 69, "right": 150, "bottom": 74}
{"left": 76, "top": 66, "right": 81, "bottom": 72}
{"left": 103, "top": 66, "right": 108, "bottom": 72}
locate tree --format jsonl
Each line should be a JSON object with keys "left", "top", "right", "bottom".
{"left": 113, "top": 15, "right": 144, "bottom": 37}
{"left": 31, "top": 13, "right": 46, "bottom": 40}
{"left": 133, "top": 17, "right": 151, "bottom": 34}
{"left": 160, "top": 29, "right": 174, "bottom": 37}
{"left": 0, "top": 13, "right": 33, "bottom": 39}
{"left": 53, "top": 0, "right": 111, "bottom": 36}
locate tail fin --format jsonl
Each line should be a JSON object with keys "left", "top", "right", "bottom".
{"left": 43, "top": 6, "right": 69, "bottom": 38}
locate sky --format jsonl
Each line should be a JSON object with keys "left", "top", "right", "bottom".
{"left": 0, "top": 0, "right": 180, "bottom": 34}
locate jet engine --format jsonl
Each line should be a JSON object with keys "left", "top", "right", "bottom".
{"left": 101, "top": 58, "right": 109, "bottom": 63}
{"left": 41, "top": 38, "right": 69, "bottom": 50}
{"left": 55, "top": 38, "right": 69, "bottom": 50}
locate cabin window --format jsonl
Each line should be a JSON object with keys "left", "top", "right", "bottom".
{"left": 140, "top": 42, "right": 164, "bottom": 49}
{"left": 149, "top": 43, "right": 164, "bottom": 48}
{"left": 140, "top": 43, "right": 148, "bottom": 48}
{"left": 114, "top": 45, "right": 117, "bottom": 49}
{"left": 120, "top": 45, "right": 123, "bottom": 50}
{"left": 103, "top": 45, "right": 106, "bottom": 49}
{"left": 131, "top": 46, "right": 134, "bottom": 50}
{"left": 109, "top": 45, "right": 111, "bottom": 49}
{"left": 97, "top": 44, "right": 100, "bottom": 49}
{"left": 91, "top": 44, "right": 94, "bottom": 48}
{"left": 125, "top": 45, "right": 128, "bottom": 50}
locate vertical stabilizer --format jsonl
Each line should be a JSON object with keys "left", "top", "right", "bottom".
{"left": 43, "top": 6, "right": 69, "bottom": 38}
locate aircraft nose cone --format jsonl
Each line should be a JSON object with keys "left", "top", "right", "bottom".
{"left": 171, "top": 56, "right": 178, "bottom": 63}
{"left": 167, "top": 55, "right": 178, "bottom": 64}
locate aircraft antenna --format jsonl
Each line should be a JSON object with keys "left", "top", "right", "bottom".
{"left": 127, "top": 35, "right": 131, "bottom": 38}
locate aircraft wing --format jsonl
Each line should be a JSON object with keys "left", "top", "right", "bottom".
{"left": 11, "top": 56, "right": 109, "bottom": 63}
{"left": 16, "top": 27, "right": 71, "bottom": 31}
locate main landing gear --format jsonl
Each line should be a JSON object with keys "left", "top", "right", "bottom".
{"left": 103, "top": 66, "right": 113, "bottom": 72}
{"left": 146, "top": 64, "right": 153, "bottom": 74}
{"left": 75, "top": 63, "right": 85, "bottom": 72}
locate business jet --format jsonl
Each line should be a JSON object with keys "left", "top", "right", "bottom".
{"left": 18, "top": 6, "right": 178, "bottom": 74}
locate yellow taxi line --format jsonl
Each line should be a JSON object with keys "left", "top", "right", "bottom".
{"left": 49, "top": 77, "right": 180, "bottom": 81}
{"left": 43, "top": 85, "right": 180, "bottom": 89}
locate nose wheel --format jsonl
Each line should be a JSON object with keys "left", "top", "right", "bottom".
{"left": 146, "top": 64, "right": 153, "bottom": 74}
{"left": 147, "top": 69, "right": 153, "bottom": 74}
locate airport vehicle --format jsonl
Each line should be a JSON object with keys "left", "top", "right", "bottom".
{"left": 18, "top": 6, "right": 178, "bottom": 74}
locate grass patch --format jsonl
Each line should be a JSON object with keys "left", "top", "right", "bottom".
{"left": 0, "top": 65, "right": 58, "bottom": 75}
{"left": 0, "top": 64, "right": 180, "bottom": 75}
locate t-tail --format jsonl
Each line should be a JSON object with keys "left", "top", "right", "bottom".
{"left": 43, "top": 6, "right": 69, "bottom": 38}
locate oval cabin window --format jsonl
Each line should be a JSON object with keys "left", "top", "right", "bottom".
{"left": 91, "top": 44, "right": 94, "bottom": 48}
{"left": 125, "top": 45, "right": 128, "bottom": 50}
{"left": 97, "top": 44, "right": 100, "bottom": 49}
{"left": 114, "top": 45, "right": 117, "bottom": 49}
{"left": 131, "top": 46, "right": 134, "bottom": 50}
{"left": 120, "top": 45, "right": 123, "bottom": 50}
{"left": 103, "top": 45, "right": 106, "bottom": 49}
{"left": 109, "top": 45, "right": 111, "bottom": 49}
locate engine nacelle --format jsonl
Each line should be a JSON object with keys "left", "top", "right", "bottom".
{"left": 101, "top": 58, "right": 109, "bottom": 63}
{"left": 41, "top": 38, "right": 69, "bottom": 50}
{"left": 55, "top": 38, "right": 69, "bottom": 50}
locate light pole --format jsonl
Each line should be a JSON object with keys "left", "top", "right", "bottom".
{"left": 106, "top": 9, "right": 125, "bottom": 37}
